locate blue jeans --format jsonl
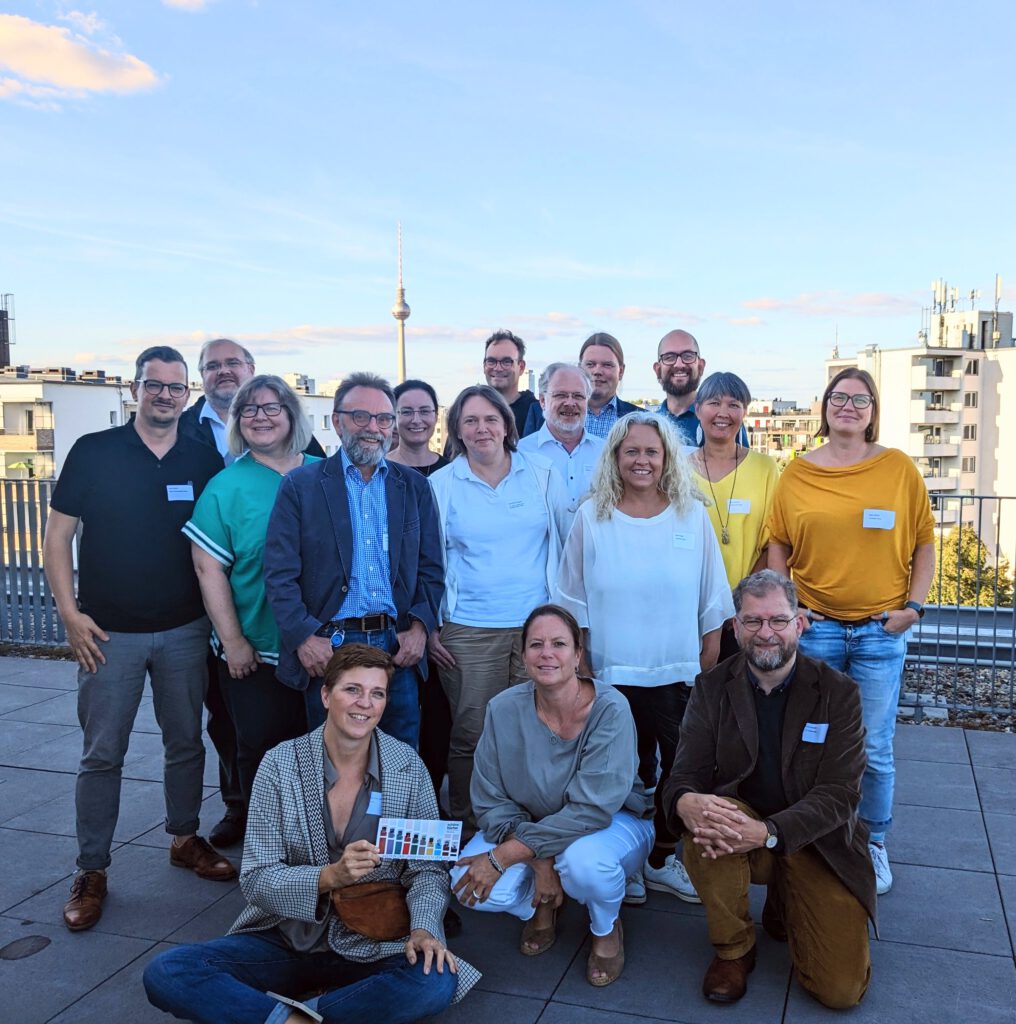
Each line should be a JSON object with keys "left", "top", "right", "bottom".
{"left": 143, "top": 932, "right": 456, "bottom": 1024}
{"left": 798, "top": 618, "right": 908, "bottom": 840}
{"left": 303, "top": 627, "right": 420, "bottom": 748}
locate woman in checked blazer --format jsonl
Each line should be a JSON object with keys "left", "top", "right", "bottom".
{"left": 144, "top": 644, "right": 479, "bottom": 1024}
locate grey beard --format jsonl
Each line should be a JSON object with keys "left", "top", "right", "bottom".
{"left": 343, "top": 433, "right": 391, "bottom": 466}
{"left": 745, "top": 640, "right": 794, "bottom": 672}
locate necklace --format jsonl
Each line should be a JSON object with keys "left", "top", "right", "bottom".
{"left": 701, "top": 446, "right": 740, "bottom": 545}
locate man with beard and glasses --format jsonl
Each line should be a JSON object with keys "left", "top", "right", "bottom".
{"left": 264, "top": 372, "right": 444, "bottom": 747}
{"left": 654, "top": 329, "right": 747, "bottom": 447}
{"left": 661, "top": 571, "right": 874, "bottom": 1010}
{"left": 517, "top": 362, "right": 604, "bottom": 521}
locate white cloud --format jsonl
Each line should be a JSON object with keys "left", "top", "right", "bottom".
{"left": 740, "top": 291, "right": 916, "bottom": 319}
{"left": 58, "top": 11, "right": 107, "bottom": 37}
{"left": 161, "top": 0, "right": 216, "bottom": 10}
{"left": 0, "top": 14, "right": 159, "bottom": 107}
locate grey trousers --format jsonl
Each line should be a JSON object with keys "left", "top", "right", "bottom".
{"left": 75, "top": 616, "right": 210, "bottom": 871}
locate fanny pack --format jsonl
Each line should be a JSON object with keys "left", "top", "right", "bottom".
{"left": 332, "top": 881, "right": 411, "bottom": 941}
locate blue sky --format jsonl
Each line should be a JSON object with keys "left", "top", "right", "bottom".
{"left": 2, "top": 1, "right": 1014, "bottom": 405}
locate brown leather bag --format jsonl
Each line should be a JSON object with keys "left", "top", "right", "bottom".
{"left": 332, "top": 881, "right": 411, "bottom": 941}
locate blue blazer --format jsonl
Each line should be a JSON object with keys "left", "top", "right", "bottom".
{"left": 264, "top": 454, "right": 444, "bottom": 690}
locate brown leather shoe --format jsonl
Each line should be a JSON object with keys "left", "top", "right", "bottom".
{"left": 703, "top": 945, "right": 756, "bottom": 1003}
{"left": 63, "top": 871, "right": 107, "bottom": 931}
{"left": 170, "top": 836, "right": 238, "bottom": 881}
{"left": 762, "top": 890, "right": 787, "bottom": 942}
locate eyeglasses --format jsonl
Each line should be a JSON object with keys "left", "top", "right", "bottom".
{"left": 483, "top": 356, "right": 517, "bottom": 369}
{"left": 658, "top": 350, "right": 700, "bottom": 366}
{"left": 201, "top": 358, "right": 249, "bottom": 374}
{"left": 828, "top": 391, "right": 873, "bottom": 410}
{"left": 549, "top": 391, "right": 587, "bottom": 403}
{"left": 336, "top": 409, "right": 397, "bottom": 428}
{"left": 397, "top": 406, "right": 436, "bottom": 420}
{"left": 137, "top": 380, "right": 188, "bottom": 398}
{"left": 238, "top": 403, "right": 284, "bottom": 419}
{"left": 737, "top": 615, "right": 795, "bottom": 632}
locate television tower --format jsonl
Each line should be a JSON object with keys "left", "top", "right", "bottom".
{"left": 391, "top": 224, "right": 410, "bottom": 383}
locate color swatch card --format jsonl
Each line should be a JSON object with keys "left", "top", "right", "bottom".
{"left": 376, "top": 818, "right": 462, "bottom": 861}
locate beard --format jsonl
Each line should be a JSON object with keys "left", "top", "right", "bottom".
{"left": 341, "top": 430, "right": 392, "bottom": 467}
{"left": 660, "top": 367, "right": 700, "bottom": 398}
{"left": 546, "top": 410, "right": 584, "bottom": 437}
{"left": 744, "top": 635, "right": 796, "bottom": 673}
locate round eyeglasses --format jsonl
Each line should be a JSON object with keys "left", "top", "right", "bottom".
{"left": 336, "top": 409, "right": 397, "bottom": 428}
{"left": 828, "top": 392, "right": 873, "bottom": 410}
{"left": 737, "top": 615, "right": 795, "bottom": 632}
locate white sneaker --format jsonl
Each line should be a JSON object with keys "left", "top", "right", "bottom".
{"left": 869, "top": 842, "right": 893, "bottom": 895}
{"left": 623, "top": 870, "right": 646, "bottom": 905}
{"left": 643, "top": 854, "right": 701, "bottom": 904}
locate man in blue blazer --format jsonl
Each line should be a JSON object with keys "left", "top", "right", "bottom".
{"left": 264, "top": 371, "right": 444, "bottom": 748}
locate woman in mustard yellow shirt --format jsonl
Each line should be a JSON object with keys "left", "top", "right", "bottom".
{"left": 768, "top": 368, "right": 935, "bottom": 897}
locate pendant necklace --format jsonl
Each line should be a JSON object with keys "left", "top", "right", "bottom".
{"left": 702, "top": 447, "right": 740, "bottom": 545}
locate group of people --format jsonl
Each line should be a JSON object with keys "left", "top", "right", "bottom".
{"left": 42, "top": 325, "right": 934, "bottom": 1022}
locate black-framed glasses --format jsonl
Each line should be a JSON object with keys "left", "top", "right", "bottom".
{"left": 137, "top": 379, "right": 188, "bottom": 398}
{"left": 658, "top": 350, "right": 699, "bottom": 366}
{"left": 828, "top": 391, "right": 873, "bottom": 409}
{"left": 737, "top": 615, "right": 795, "bottom": 632}
{"left": 336, "top": 409, "right": 396, "bottom": 428}
{"left": 238, "top": 403, "right": 284, "bottom": 419}
{"left": 201, "top": 358, "right": 249, "bottom": 374}
{"left": 483, "top": 356, "right": 517, "bottom": 369}
{"left": 397, "top": 406, "right": 436, "bottom": 420}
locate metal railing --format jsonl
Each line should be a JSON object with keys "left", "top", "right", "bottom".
{"left": 2, "top": 480, "right": 1014, "bottom": 718}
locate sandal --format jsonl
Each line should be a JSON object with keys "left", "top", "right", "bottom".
{"left": 586, "top": 919, "right": 625, "bottom": 987}
{"left": 520, "top": 903, "right": 559, "bottom": 956}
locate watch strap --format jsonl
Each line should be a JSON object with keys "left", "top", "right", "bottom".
{"left": 904, "top": 600, "right": 925, "bottom": 618}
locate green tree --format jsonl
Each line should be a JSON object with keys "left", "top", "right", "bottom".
{"left": 934, "top": 526, "right": 1014, "bottom": 607}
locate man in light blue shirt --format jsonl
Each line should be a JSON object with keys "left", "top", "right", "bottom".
{"left": 518, "top": 363, "right": 604, "bottom": 517}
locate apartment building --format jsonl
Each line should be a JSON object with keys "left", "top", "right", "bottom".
{"left": 745, "top": 398, "right": 822, "bottom": 461}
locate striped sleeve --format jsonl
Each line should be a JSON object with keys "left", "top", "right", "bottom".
{"left": 182, "top": 481, "right": 234, "bottom": 566}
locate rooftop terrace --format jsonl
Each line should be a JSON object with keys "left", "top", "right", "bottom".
{"left": 1, "top": 654, "right": 1014, "bottom": 1023}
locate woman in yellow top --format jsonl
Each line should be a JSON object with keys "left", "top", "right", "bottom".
{"left": 688, "top": 373, "right": 779, "bottom": 660}
{"left": 768, "top": 368, "right": 935, "bottom": 896}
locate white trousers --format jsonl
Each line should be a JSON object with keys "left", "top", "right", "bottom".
{"left": 451, "top": 812, "right": 654, "bottom": 936}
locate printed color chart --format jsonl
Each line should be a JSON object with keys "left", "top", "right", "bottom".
{"left": 376, "top": 818, "right": 462, "bottom": 861}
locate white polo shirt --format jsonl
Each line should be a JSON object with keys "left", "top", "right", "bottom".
{"left": 517, "top": 424, "right": 604, "bottom": 512}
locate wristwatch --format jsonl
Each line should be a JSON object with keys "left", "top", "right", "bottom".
{"left": 763, "top": 820, "right": 779, "bottom": 850}
{"left": 904, "top": 601, "right": 925, "bottom": 618}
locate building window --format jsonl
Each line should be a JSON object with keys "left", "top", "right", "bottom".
{"left": 109, "top": 411, "right": 117, "bottom": 425}
{"left": 963, "top": 424, "right": 977, "bottom": 440}
{"left": 963, "top": 392, "right": 978, "bottom": 408}
{"left": 965, "top": 359, "right": 979, "bottom": 376}
{"left": 322, "top": 415, "right": 330, "bottom": 429}
{"left": 962, "top": 457, "right": 976, "bottom": 473}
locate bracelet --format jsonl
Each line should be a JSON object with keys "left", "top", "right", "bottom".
{"left": 487, "top": 849, "right": 506, "bottom": 875}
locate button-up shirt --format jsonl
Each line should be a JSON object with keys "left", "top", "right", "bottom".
{"left": 584, "top": 395, "right": 622, "bottom": 438}
{"left": 198, "top": 400, "right": 233, "bottom": 463}
{"left": 517, "top": 424, "right": 604, "bottom": 512}
{"left": 337, "top": 450, "right": 397, "bottom": 620}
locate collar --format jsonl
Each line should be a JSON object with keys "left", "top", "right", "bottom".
{"left": 657, "top": 399, "right": 697, "bottom": 422}
{"left": 451, "top": 449, "right": 525, "bottom": 481}
{"left": 535, "top": 422, "right": 590, "bottom": 451}
{"left": 340, "top": 446, "right": 388, "bottom": 481}
{"left": 746, "top": 660, "right": 797, "bottom": 697}
{"left": 198, "top": 400, "right": 226, "bottom": 427}
{"left": 588, "top": 395, "right": 619, "bottom": 416}
{"left": 322, "top": 731, "right": 382, "bottom": 790}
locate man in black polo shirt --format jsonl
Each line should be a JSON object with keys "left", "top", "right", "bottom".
{"left": 44, "top": 345, "right": 237, "bottom": 934}
{"left": 662, "top": 571, "right": 875, "bottom": 1009}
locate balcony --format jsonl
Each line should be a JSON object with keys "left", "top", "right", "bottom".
{"left": 923, "top": 473, "right": 960, "bottom": 491}
{"left": 912, "top": 367, "right": 962, "bottom": 391}
{"left": 0, "top": 429, "right": 55, "bottom": 453}
{"left": 908, "top": 434, "right": 959, "bottom": 458}
{"left": 911, "top": 399, "right": 961, "bottom": 424}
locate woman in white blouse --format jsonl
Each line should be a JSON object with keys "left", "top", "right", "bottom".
{"left": 556, "top": 411, "right": 733, "bottom": 905}
{"left": 429, "top": 385, "right": 570, "bottom": 835}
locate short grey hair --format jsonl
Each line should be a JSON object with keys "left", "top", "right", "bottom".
{"left": 539, "top": 362, "right": 592, "bottom": 399}
{"left": 227, "top": 374, "right": 313, "bottom": 457}
{"left": 332, "top": 371, "right": 395, "bottom": 413}
{"left": 732, "top": 570, "right": 798, "bottom": 614}
{"left": 696, "top": 372, "right": 752, "bottom": 408}
{"left": 198, "top": 338, "right": 255, "bottom": 372}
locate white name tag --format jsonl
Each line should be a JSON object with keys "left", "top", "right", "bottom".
{"left": 166, "top": 484, "right": 194, "bottom": 502}
{"left": 367, "top": 791, "right": 383, "bottom": 816}
{"left": 802, "top": 722, "right": 829, "bottom": 743}
{"left": 727, "top": 498, "right": 751, "bottom": 514}
{"left": 863, "top": 508, "right": 896, "bottom": 530}
{"left": 672, "top": 531, "right": 694, "bottom": 549}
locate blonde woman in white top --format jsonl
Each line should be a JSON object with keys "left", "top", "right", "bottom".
{"left": 556, "top": 411, "right": 732, "bottom": 904}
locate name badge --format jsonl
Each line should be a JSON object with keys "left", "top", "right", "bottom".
{"left": 727, "top": 498, "right": 751, "bottom": 514}
{"left": 382, "top": 531, "right": 389, "bottom": 553}
{"left": 166, "top": 484, "right": 194, "bottom": 502}
{"left": 367, "top": 791, "right": 384, "bottom": 816}
{"left": 802, "top": 722, "right": 829, "bottom": 743}
{"left": 508, "top": 500, "right": 525, "bottom": 510}
{"left": 863, "top": 508, "right": 896, "bottom": 530}
{"left": 672, "top": 531, "right": 694, "bottom": 549}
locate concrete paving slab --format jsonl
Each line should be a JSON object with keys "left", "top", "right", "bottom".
{"left": 893, "top": 724, "right": 970, "bottom": 763}
{"left": 1, "top": 689, "right": 79, "bottom": 726}
{"left": 889, "top": 804, "right": 993, "bottom": 872}
{"left": 9, "top": 728, "right": 85, "bottom": 773}
{"left": 966, "top": 729, "right": 1016, "bottom": 769}
{"left": 984, "top": 813, "right": 1016, "bottom": 876}
{"left": 47, "top": 940, "right": 177, "bottom": 1023}
{"left": 0, "top": 915, "right": 153, "bottom": 1023}
{"left": 0, "top": 827, "right": 80, "bottom": 914}
{"left": 131, "top": 790, "right": 230, "bottom": 850}
{"left": 874, "top": 863, "right": 1010, "bottom": 955}
{"left": 0, "top": 718, "right": 78, "bottom": 761}
{"left": 973, "top": 765, "right": 1016, "bottom": 816}
{"left": 9, "top": 842, "right": 240, "bottom": 942}
{"left": 893, "top": 758, "right": 980, "bottom": 811}
{"left": 536, "top": 1006, "right": 680, "bottom": 1024}
{"left": 0, "top": 765, "right": 76, "bottom": 825}
{"left": 165, "top": 885, "right": 248, "bottom": 943}
{"left": 784, "top": 940, "right": 1016, "bottom": 1023}
{"left": 3, "top": 777, "right": 167, "bottom": 844}
{"left": 552, "top": 908, "right": 790, "bottom": 1023}
{"left": 0, "top": 682, "right": 68, "bottom": 716}
{"left": 124, "top": 732, "right": 222, "bottom": 789}
{"left": 422, "top": 991, "right": 546, "bottom": 1024}
{"left": 997, "top": 874, "right": 1016, "bottom": 948}
{"left": 0, "top": 657, "right": 77, "bottom": 689}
